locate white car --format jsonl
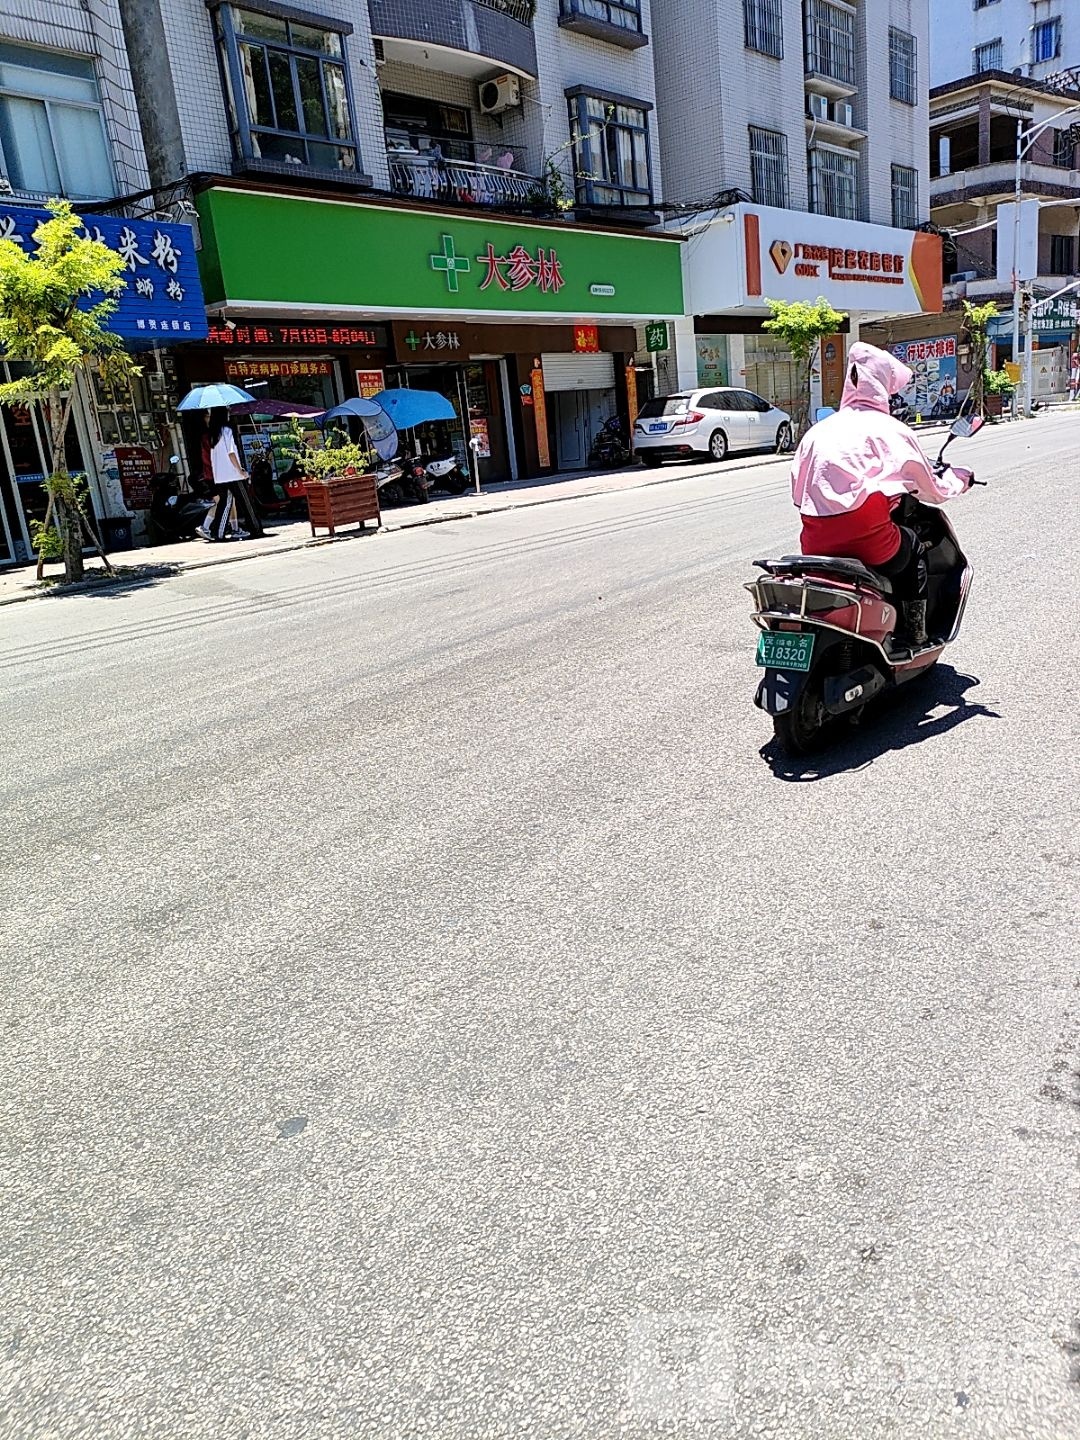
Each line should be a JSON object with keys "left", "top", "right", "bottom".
{"left": 633, "top": 387, "right": 793, "bottom": 466}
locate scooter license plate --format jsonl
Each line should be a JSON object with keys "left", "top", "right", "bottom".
{"left": 756, "top": 631, "right": 815, "bottom": 672}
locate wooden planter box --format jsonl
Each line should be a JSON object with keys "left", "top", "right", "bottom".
{"left": 984, "top": 394, "right": 1005, "bottom": 418}
{"left": 303, "top": 474, "right": 380, "bottom": 537}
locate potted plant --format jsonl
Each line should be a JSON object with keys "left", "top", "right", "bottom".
{"left": 983, "top": 366, "right": 1015, "bottom": 418}
{"left": 286, "top": 422, "right": 381, "bottom": 537}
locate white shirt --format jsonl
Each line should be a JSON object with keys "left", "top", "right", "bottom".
{"left": 210, "top": 426, "right": 243, "bottom": 485}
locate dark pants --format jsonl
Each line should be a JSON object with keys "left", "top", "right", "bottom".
{"left": 876, "top": 524, "right": 927, "bottom": 604}
{"left": 207, "top": 483, "right": 242, "bottom": 540}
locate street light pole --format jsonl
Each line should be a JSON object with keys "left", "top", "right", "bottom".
{"left": 1010, "top": 120, "right": 1023, "bottom": 420}
{"left": 1008, "top": 103, "right": 1080, "bottom": 419}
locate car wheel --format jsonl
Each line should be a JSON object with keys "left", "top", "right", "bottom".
{"left": 708, "top": 430, "right": 728, "bottom": 462}
{"left": 640, "top": 452, "right": 663, "bottom": 468}
{"left": 775, "top": 422, "right": 793, "bottom": 454}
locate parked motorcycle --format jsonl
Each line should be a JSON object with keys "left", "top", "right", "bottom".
{"left": 147, "top": 458, "right": 211, "bottom": 543}
{"left": 747, "top": 415, "right": 985, "bottom": 755}
{"left": 589, "top": 415, "right": 631, "bottom": 469}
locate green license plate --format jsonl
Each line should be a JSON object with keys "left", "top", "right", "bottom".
{"left": 756, "top": 630, "right": 816, "bottom": 672}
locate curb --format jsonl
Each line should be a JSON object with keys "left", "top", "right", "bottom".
{"left": 0, "top": 450, "right": 787, "bottom": 608}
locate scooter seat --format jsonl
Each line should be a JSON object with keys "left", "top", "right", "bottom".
{"left": 755, "top": 555, "right": 893, "bottom": 596}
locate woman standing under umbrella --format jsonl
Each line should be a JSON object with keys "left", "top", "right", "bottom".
{"left": 198, "top": 407, "right": 250, "bottom": 542}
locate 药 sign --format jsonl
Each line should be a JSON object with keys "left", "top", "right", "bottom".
{"left": 645, "top": 321, "right": 668, "bottom": 352}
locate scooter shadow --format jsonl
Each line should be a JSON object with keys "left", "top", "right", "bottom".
{"left": 760, "top": 665, "right": 1000, "bottom": 782}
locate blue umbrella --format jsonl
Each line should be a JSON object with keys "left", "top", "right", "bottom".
{"left": 322, "top": 396, "right": 399, "bottom": 462}
{"left": 176, "top": 382, "right": 258, "bottom": 412}
{"left": 373, "top": 388, "right": 457, "bottom": 429}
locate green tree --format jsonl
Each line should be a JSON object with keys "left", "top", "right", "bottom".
{"left": 0, "top": 201, "right": 137, "bottom": 581}
{"left": 961, "top": 299, "right": 999, "bottom": 417}
{"left": 762, "top": 296, "right": 846, "bottom": 441}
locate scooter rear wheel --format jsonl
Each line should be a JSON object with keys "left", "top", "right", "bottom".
{"left": 772, "top": 667, "right": 830, "bottom": 755}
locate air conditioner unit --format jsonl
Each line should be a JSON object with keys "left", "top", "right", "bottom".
{"left": 479, "top": 74, "right": 521, "bottom": 115}
{"left": 950, "top": 270, "right": 978, "bottom": 284}
{"left": 807, "top": 92, "right": 829, "bottom": 122}
{"left": 833, "top": 100, "right": 854, "bottom": 128}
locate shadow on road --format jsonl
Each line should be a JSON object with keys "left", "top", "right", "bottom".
{"left": 38, "top": 561, "right": 182, "bottom": 601}
{"left": 760, "top": 666, "right": 1000, "bottom": 782}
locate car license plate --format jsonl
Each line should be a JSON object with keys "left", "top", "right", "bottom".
{"left": 649, "top": 422, "right": 667, "bottom": 432}
{"left": 756, "top": 631, "right": 815, "bottom": 671}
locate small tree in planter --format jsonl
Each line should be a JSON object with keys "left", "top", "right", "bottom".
{"left": 285, "top": 421, "right": 381, "bottom": 537}
{"left": 983, "top": 365, "right": 1015, "bottom": 417}
{"left": 0, "top": 201, "right": 137, "bottom": 580}
{"left": 762, "top": 296, "right": 846, "bottom": 441}
{"left": 962, "top": 300, "right": 999, "bottom": 417}
{"left": 285, "top": 421, "right": 374, "bottom": 480}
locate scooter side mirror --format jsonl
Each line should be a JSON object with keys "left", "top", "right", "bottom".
{"left": 948, "top": 415, "right": 984, "bottom": 439}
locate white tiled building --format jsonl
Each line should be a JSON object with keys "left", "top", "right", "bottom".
{"left": 929, "top": 0, "right": 1079, "bottom": 90}
{"left": 651, "top": 0, "right": 941, "bottom": 414}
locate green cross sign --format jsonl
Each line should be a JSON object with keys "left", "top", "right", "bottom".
{"left": 404, "top": 329, "right": 421, "bottom": 351}
{"left": 430, "top": 234, "right": 471, "bottom": 293}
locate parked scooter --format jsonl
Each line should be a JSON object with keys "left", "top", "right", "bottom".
{"left": 747, "top": 415, "right": 986, "bottom": 755}
{"left": 423, "top": 455, "right": 470, "bottom": 495}
{"left": 375, "top": 455, "right": 429, "bottom": 507}
{"left": 589, "top": 414, "right": 631, "bottom": 469}
{"left": 147, "top": 457, "right": 211, "bottom": 543}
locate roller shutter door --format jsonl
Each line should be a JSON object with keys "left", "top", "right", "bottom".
{"left": 541, "top": 352, "right": 616, "bottom": 391}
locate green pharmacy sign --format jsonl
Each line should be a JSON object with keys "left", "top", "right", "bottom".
{"left": 195, "top": 190, "right": 684, "bottom": 320}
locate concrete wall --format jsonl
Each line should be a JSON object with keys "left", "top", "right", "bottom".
{"left": 930, "top": 0, "right": 1080, "bottom": 89}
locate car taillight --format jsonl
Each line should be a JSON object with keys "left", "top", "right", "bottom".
{"left": 675, "top": 410, "right": 705, "bottom": 425}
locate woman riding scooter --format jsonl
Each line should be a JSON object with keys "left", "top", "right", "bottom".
{"left": 790, "top": 342, "right": 973, "bottom": 648}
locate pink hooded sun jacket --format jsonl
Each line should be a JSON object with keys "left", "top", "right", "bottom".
{"left": 791, "top": 341, "right": 970, "bottom": 521}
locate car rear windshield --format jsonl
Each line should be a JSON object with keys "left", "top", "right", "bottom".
{"left": 637, "top": 396, "right": 690, "bottom": 418}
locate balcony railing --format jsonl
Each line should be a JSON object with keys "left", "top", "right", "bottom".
{"left": 474, "top": 0, "right": 535, "bottom": 21}
{"left": 387, "top": 143, "right": 542, "bottom": 209}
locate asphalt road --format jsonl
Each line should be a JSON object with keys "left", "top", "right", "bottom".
{"left": 1, "top": 415, "right": 1078, "bottom": 1439}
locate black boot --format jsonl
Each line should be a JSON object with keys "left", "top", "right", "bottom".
{"left": 901, "top": 600, "right": 928, "bottom": 648}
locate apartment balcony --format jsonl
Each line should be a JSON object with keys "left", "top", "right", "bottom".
{"left": 931, "top": 159, "right": 1080, "bottom": 208}
{"left": 558, "top": 0, "right": 648, "bottom": 50}
{"left": 369, "top": 0, "right": 537, "bottom": 79}
{"left": 386, "top": 139, "right": 543, "bottom": 211}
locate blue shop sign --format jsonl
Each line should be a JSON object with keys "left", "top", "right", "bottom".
{"left": 0, "top": 204, "right": 208, "bottom": 345}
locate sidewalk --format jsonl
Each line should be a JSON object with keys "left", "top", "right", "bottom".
{"left": 0, "top": 450, "right": 786, "bottom": 607}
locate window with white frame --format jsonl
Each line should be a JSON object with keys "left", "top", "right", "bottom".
{"left": 215, "top": 5, "right": 360, "bottom": 176}
{"left": 973, "top": 38, "right": 1003, "bottom": 72}
{"left": 1032, "top": 18, "right": 1061, "bottom": 64}
{"left": 804, "top": 0, "right": 855, "bottom": 86}
{"left": 567, "top": 91, "right": 653, "bottom": 208}
{"left": 891, "top": 164, "right": 918, "bottom": 228}
{"left": 749, "top": 126, "right": 788, "bottom": 207}
{"left": 808, "top": 146, "right": 858, "bottom": 220}
{"left": 0, "top": 43, "right": 114, "bottom": 199}
{"left": 889, "top": 28, "right": 917, "bottom": 105}
{"left": 744, "top": 0, "right": 783, "bottom": 58}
